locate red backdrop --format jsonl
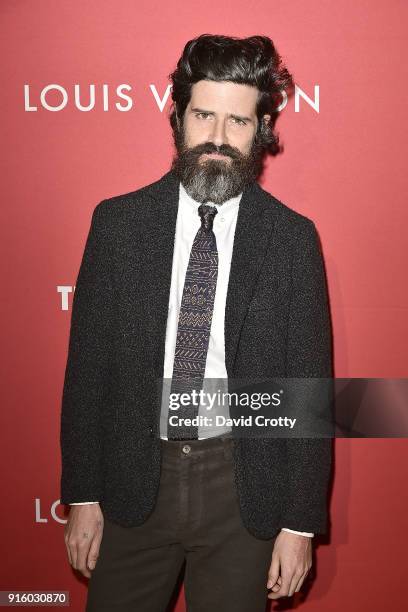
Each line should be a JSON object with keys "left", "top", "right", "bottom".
{"left": 1, "top": 0, "right": 407, "bottom": 610}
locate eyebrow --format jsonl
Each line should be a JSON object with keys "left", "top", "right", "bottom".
{"left": 190, "top": 107, "right": 253, "bottom": 123}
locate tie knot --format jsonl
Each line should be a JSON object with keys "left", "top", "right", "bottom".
{"left": 198, "top": 204, "right": 218, "bottom": 231}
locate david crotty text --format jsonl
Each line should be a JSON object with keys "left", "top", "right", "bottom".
{"left": 167, "top": 415, "right": 297, "bottom": 429}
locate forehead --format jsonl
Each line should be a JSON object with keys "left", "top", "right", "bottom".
{"left": 189, "top": 80, "right": 259, "bottom": 114}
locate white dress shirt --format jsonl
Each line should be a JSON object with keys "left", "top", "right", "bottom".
{"left": 71, "top": 182, "right": 314, "bottom": 537}
{"left": 158, "top": 181, "right": 240, "bottom": 440}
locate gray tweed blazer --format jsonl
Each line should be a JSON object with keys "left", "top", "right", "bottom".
{"left": 60, "top": 169, "right": 333, "bottom": 538}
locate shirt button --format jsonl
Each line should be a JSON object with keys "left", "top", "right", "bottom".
{"left": 182, "top": 444, "right": 191, "bottom": 454}
{"left": 219, "top": 217, "right": 225, "bottom": 222}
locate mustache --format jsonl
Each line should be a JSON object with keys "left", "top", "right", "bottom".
{"left": 186, "top": 142, "right": 243, "bottom": 160}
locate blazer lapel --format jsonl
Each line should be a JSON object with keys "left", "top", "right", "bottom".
{"left": 224, "top": 181, "right": 281, "bottom": 376}
{"left": 142, "top": 170, "right": 180, "bottom": 377}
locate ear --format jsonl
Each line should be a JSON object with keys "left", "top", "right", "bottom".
{"left": 262, "top": 113, "right": 271, "bottom": 125}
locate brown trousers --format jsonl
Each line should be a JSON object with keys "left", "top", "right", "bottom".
{"left": 86, "top": 433, "right": 277, "bottom": 612}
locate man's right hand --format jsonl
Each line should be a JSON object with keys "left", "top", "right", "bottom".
{"left": 64, "top": 503, "right": 104, "bottom": 578}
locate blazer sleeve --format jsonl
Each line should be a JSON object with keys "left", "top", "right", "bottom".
{"left": 60, "top": 201, "right": 114, "bottom": 504}
{"left": 282, "top": 218, "right": 333, "bottom": 534}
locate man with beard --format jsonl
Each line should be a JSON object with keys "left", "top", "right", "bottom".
{"left": 61, "top": 34, "right": 333, "bottom": 612}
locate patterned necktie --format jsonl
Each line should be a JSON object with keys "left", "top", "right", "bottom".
{"left": 167, "top": 203, "right": 219, "bottom": 440}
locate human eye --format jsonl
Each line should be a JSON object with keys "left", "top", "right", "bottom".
{"left": 231, "top": 117, "right": 247, "bottom": 126}
{"left": 195, "top": 112, "right": 211, "bottom": 120}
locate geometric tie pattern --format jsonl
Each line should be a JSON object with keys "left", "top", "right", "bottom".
{"left": 167, "top": 203, "right": 219, "bottom": 440}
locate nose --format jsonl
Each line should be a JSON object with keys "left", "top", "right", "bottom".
{"left": 209, "top": 118, "right": 227, "bottom": 148}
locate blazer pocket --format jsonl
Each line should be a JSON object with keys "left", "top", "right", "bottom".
{"left": 247, "top": 297, "right": 289, "bottom": 314}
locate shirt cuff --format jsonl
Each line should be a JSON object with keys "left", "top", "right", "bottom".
{"left": 281, "top": 528, "right": 314, "bottom": 537}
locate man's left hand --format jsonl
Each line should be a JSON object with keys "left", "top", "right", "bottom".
{"left": 266, "top": 530, "right": 312, "bottom": 598}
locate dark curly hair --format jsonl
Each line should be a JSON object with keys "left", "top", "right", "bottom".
{"left": 168, "top": 34, "right": 295, "bottom": 155}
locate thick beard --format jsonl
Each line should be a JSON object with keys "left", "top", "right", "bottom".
{"left": 170, "top": 121, "right": 265, "bottom": 205}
